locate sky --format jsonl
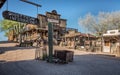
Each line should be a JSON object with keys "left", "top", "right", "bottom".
{"left": 1, "top": 0, "right": 120, "bottom": 41}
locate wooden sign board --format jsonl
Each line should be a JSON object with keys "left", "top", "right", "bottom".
{"left": 47, "top": 18, "right": 59, "bottom": 23}
{"left": 2, "top": 10, "right": 39, "bottom": 25}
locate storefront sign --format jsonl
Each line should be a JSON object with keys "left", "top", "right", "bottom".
{"left": 2, "top": 10, "right": 39, "bottom": 25}
{"left": 47, "top": 18, "right": 59, "bottom": 23}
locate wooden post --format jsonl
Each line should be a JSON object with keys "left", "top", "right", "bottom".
{"left": 118, "top": 36, "right": 120, "bottom": 56}
{"left": 48, "top": 23, "right": 53, "bottom": 62}
{"left": 101, "top": 33, "right": 103, "bottom": 52}
{"left": 74, "top": 36, "right": 76, "bottom": 49}
{"left": 19, "top": 22, "right": 22, "bottom": 44}
{"left": 79, "top": 36, "right": 81, "bottom": 47}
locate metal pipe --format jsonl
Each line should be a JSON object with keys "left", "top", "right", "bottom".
{"left": 20, "top": 0, "right": 41, "bottom": 7}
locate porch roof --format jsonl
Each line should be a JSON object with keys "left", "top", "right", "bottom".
{"left": 103, "top": 35, "right": 120, "bottom": 41}
{"left": 103, "top": 33, "right": 120, "bottom": 37}
{"left": 64, "top": 33, "right": 96, "bottom": 38}
{"left": 64, "top": 32, "right": 81, "bottom": 38}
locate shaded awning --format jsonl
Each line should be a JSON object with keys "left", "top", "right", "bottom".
{"left": 103, "top": 35, "right": 120, "bottom": 41}
{"left": 64, "top": 32, "right": 96, "bottom": 38}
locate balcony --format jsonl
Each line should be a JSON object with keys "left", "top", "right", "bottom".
{"left": 53, "top": 25, "right": 60, "bottom": 30}
{"left": 66, "top": 27, "right": 78, "bottom": 32}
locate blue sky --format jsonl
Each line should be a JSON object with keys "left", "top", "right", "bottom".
{"left": 1, "top": 0, "right": 120, "bottom": 41}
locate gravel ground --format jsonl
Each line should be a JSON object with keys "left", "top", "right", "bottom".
{"left": 0, "top": 43, "right": 120, "bottom": 75}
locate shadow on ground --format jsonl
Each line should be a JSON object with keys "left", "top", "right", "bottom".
{"left": 0, "top": 41, "right": 18, "bottom": 43}
{"left": 0, "top": 54, "right": 120, "bottom": 75}
{"left": 0, "top": 46, "right": 35, "bottom": 54}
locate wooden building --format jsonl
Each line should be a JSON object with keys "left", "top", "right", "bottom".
{"left": 62, "top": 28, "right": 96, "bottom": 50}
{"left": 103, "top": 29, "right": 120, "bottom": 56}
{"left": 8, "top": 10, "right": 67, "bottom": 45}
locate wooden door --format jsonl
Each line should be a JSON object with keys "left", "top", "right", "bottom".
{"left": 103, "top": 41, "right": 110, "bottom": 52}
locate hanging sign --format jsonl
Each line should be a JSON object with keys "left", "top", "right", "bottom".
{"left": 2, "top": 10, "right": 39, "bottom": 25}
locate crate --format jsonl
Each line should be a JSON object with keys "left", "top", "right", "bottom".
{"left": 54, "top": 50, "right": 74, "bottom": 63}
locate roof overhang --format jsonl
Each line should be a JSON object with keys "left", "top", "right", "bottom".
{"left": 103, "top": 34, "right": 120, "bottom": 37}
{"left": 103, "top": 35, "right": 120, "bottom": 41}
{"left": 0, "top": 0, "right": 6, "bottom": 9}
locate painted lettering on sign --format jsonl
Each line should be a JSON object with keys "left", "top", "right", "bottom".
{"left": 47, "top": 18, "right": 59, "bottom": 23}
{"left": 2, "top": 10, "right": 39, "bottom": 25}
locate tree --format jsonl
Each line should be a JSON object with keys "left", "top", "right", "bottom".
{"left": 0, "top": 19, "right": 25, "bottom": 37}
{"left": 79, "top": 11, "right": 120, "bottom": 36}
{"left": 79, "top": 11, "right": 120, "bottom": 51}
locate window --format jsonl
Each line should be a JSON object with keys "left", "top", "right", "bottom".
{"left": 105, "top": 41, "right": 110, "bottom": 46}
{"left": 119, "top": 30, "right": 120, "bottom": 32}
